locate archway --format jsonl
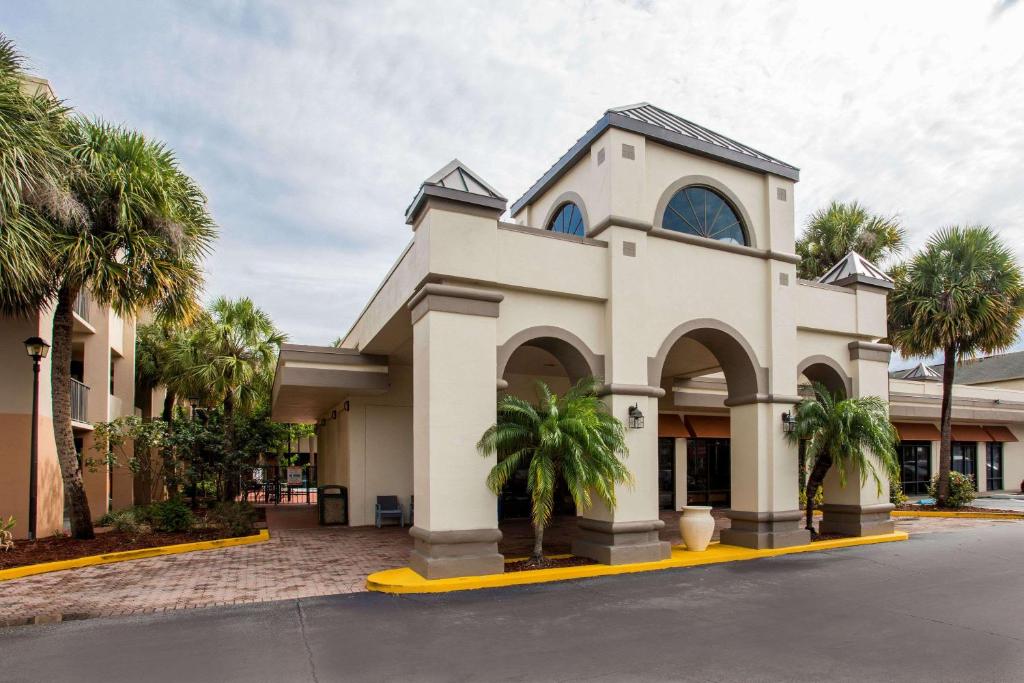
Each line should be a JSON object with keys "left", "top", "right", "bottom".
{"left": 797, "top": 355, "right": 851, "bottom": 399}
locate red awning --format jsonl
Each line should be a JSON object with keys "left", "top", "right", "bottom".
{"left": 951, "top": 425, "right": 993, "bottom": 442}
{"left": 892, "top": 422, "right": 940, "bottom": 441}
{"left": 985, "top": 425, "right": 1019, "bottom": 443}
{"left": 684, "top": 415, "right": 730, "bottom": 439}
{"left": 658, "top": 414, "right": 688, "bottom": 438}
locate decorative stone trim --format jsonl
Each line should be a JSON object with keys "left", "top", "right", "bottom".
{"left": 819, "top": 503, "right": 895, "bottom": 537}
{"left": 588, "top": 214, "right": 652, "bottom": 238}
{"left": 720, "top": 509, "right": 811, "bottom": 549}
{"left": 408, "top": 526, "right": 504, "bottom": 580}
{"left": 848, "top": 341, "right": 892, "bottom": 363}
{"left": 408, "top": 283, "right": 504, "bottom": 324}
{"left": 497, "top": 222, "right": 607, "bottom": 247}
{"left": 597, "top": 383, "right": 666, "bottom": 398}
{"left": 723, "top": 393, "right": 803, "bottom": 407}
{"left": 496, "top": 326, "right": 605, "bottom": 385}
{"left": 571, "top": 518, "right": 671, "bottom": 565}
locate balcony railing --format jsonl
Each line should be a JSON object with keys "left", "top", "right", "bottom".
{"left": 73, "top": 289, "right": 89, "bottom": 322}
{"left": 70, "top": 378, "right": 89, "bottom": 423}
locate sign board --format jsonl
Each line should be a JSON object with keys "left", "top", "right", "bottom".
{"left": 286, "top": 467, "right": 303, "bottom": 486}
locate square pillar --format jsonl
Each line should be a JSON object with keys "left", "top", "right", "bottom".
{"left": 408, "top": 284, "right": 504, "bottom": 579}
{"left": 572, "top": 391, "right": 671, "bottom": 564}
{"left": 720, "top": 400, "right": 810, "bottom": 549}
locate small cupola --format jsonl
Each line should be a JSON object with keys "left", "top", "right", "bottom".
{"left": 405, "top": 159, "right": 506, "bottom": 225}
{"left": 817, "top": 251, "right": 894, "bottom": 290}
{"left": 901, "top": 361, "right": 941, "bottom": 382}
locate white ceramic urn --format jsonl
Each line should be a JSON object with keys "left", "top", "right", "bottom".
{"left": 679, "top": 506, "right": 715, "bottom": 551}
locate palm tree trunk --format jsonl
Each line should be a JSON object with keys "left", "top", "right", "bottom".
{"left": 161, "top": 389, "right": 176, "bottom": 422}
{"left": 804, "top": 452, "right": 833, "bottom": 532}
{"left": 937, "top": 345, "right": 956, "bottom": 506}
{"left": 159, "top": 388, "right": 178, "bottom": 498}
{"left": 222, "top": 392, "right": 236, "bottom": 502}
{"left": 51, "top": 283, "right": 94, "bottom": 539}
{"left": 532, "top": 523, "right": 544, "bottom": 561}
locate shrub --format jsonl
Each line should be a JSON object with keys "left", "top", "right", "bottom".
{"left": 100, "top": 509, "right": 149, "bottom": 537}
{"left": 207, "top": 502, "right": 257, "bottom": 537}
{"left": 139, "top": 499, "right": 195, "bottom": 533}
{"left": 927, "top": 471, "right": 976, "bottom": 509}
{"left": 1, "top": 516, "right": 15, "bottom": 551}
{"left": 799, "top": 486, "right": 824, "bottom": 510}
{"left": 889, "top": 472, "right": 907, "bottom": 506}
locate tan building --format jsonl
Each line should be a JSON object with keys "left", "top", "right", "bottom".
{"left": 271, "top": 103, "right": 1023, "bottom": 580}
{"left": 0, "top": 290, "right": 138, "bottom": 539}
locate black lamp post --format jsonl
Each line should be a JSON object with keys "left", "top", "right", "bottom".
{"left": 23, "top": 336, "right": 50, "bottom": 541}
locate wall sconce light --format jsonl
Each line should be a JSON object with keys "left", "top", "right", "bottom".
{"left": 628, "top": 404, "right": 645, "bottom": 429}
{"left": 330, "top": 409, "right": 338, "bottom": 420}
{"left": 781, "top": 410, "right": 797, "bottom": 433}
{"left": 343, "top": 400, "right": 350, "bottom": 412}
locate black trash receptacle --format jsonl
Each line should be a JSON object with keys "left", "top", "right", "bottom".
{"left": 318, "top": 485, "right": 347, "bottom": 526}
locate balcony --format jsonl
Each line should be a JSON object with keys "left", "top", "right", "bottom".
{"left": 70, "top": 378, "right": 89, "bottom": 424}
{"left": 72, "top": 290, "right": 96, "bottom": 335}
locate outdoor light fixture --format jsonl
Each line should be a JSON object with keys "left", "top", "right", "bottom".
{"left": 23, "top": 337, "right": 50, "bottom": 541}
{"left": 331, "top": 409, "right": 338, "bottom": 420}
{"left": 343, "top": 400, "right": 350, "bottom": 412}
{"left": 628, "top": 404, "right": 645, "bottom": 429}
{"left": 782, "top": 410, "right": 797, "bottom": 433}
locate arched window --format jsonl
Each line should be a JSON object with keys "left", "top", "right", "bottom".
{"left": 547, "top": 202, "right": 585, "bottom": 236}
{"left": 662, "top": 186, "right": 747, "bottom": 246}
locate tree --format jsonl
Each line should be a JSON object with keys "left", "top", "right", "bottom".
{"left": 889, "top": 226, "right": 1024, "bottom": 505}
{"left": 477, "top": 378, "right": 632, "bottom": 563}
{"left": 789, "top": 383, "right": 898, "bottom": 533}
{"left": 796, "top": 201, "right": 905, "bottom": 280}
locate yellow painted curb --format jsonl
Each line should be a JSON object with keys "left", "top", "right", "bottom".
{"left": 366, "top": 531, "right": 909, "bottom": 594}
{"left": 0, "top": 529, "right": 270, "bottom": 582}
{"left": 892, "top": 510, "right": 1024, "bottom": 520}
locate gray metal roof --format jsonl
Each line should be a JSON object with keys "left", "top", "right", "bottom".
{"left": 817, "top": 251, "right": 894, "bottom": 290}
{"left": 510, "top": 103, "right": 800, "bottom": 216}
{"left": 405, "top": 159, "right": 507, "bottom": 225}
{"left": 940, "top": 351, "right": 1024, "bottom": 385}
{"left": 899, "top": 361, "right": 941, "bottom": 382}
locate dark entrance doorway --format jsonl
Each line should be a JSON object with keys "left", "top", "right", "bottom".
{"left": 897, "top": 441, "right": 932, "bottom": 495}
{"left": 658, "top": 438, "right": 675, "bottom": 510}
{"left": 687, "top": 438, "right": 730, "bottom": 507}
{"left": 952, "top": 441, "right": 978, "bottom": 490}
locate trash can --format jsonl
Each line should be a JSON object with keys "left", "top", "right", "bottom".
{"left": 318, "top": 485, "right": 348, "bottom": 526}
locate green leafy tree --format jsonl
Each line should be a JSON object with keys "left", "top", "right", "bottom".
{"left": 477, "top": 378, "right": 632, "bottom": 563}
{"left": 796, "top": 200, "right": 905, "bottom": 280}
{"left": 789, "top": 383, "right": 898, "bottom": 533}
{"left": 889, "top": 226, "right": 1024, "bottom": 504}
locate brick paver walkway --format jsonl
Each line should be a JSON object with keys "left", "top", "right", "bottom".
{"left": 2, "top": 508, "right": 1018, "bottom": 625}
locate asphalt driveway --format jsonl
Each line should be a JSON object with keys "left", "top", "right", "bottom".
{"left": 3, "top": 523, "right": 1024, "bottom": 682}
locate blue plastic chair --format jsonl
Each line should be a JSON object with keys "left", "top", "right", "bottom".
{"left": 375, "top": 496, "right": 404, "bottom": 528}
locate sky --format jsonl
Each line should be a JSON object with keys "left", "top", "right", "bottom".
{"left": 3, "top": 1, "right": 1023, "bottom": 363}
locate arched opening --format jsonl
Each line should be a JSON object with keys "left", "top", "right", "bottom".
{"left": 649, "top": 320, "right": 765, "bottom": 542}
{"left": 798, "top": 356, "right": 850, "bottom": 399}
{"left": 495, "top": 329, "right": 603, "bottom": 556}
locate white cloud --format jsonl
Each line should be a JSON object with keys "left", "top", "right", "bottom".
{"left": 3, "top": 0, "right": 1023, "bottom": 345}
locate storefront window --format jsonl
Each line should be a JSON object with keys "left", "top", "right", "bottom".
{"left": 986, "top": 442, "right": 1004, "bottom": 491}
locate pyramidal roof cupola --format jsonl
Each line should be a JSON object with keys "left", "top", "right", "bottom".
{"left": 817, "top": 251, "right": 894, "bottom": 290}
{"left": 901, "top": 361, "right": 941, "bottom": 382}
{"left": 405, "top": 159, "right": 507, "bottom": 225}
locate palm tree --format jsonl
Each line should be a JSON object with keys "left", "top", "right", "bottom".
{"left": 789, "top": 383, "right": 898, "bottom": 533}
{"left": 889, "top": 226, "right": 1024, "bottom": 505}
{"left": 796, "top": 201, "right": 905, "bottom": 280}
{"left": 477, "top": 378, "right": 632, "bottom": 563}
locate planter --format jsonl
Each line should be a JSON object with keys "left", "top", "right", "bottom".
{"left": 679, "top": 506, "right": 715, "bottom": 552}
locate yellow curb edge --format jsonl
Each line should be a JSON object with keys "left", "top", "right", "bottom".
{"left": 892, "top": 510, "right": 1024, "bottom": 519}
{"left": 0, "top": 529, "right": 270, "bottom": 582}
{"left": 366, "top": 531, "right": 909, "bottom": 594}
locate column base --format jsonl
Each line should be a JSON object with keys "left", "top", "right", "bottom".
{"left": 571, "top": 518, "right": 671, "bottom": 565}
{"left": 720, "top": 510, "right": 810, "bottom": 549}
{"left": 819, "top": 503, "right": 895, "bottom": 536}
{"left": 409, "top": 527, "right": 504, "bottom": 579}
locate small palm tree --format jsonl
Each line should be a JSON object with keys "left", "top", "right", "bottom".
{"left": 477, "top": 377, "right": 632, "bottom": 563}
{"left": 796, "top": 200, "right": 905, "bottom": 280}
{"left": 789, "top": 383, "right": 898, "bottom": 533}
{"left": 889, "top": 226, "right": 1024, "bottom": 505}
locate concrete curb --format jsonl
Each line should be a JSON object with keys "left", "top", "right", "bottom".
{"left": 367, "top": 531, "right": 909, "bottom": 594}
{"left": 892, "top": 510, "right": 1024, "bottom": 520}
{"left": 0, "top": 529, "right": 270, "bottom": 582}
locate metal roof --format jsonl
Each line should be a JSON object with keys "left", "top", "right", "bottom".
{"left": 510, "top": 103, "right": 800, "bottom": 216}
{"left": 940, "top": 351, "right": 1024, "bottom": 386}
{"left": 817, "top": 251, "right": 894, "bottom": 290}
{"left": 898, "top": 361, "right": 942, "bottom": 382}
{"left": 405, "top": 159, "right": 507, "bottom": 224}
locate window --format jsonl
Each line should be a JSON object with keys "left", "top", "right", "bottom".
{"left": 662, "top": 186, "right": 747, "bottom": 245}
{"left": 952, "top": 441, "right": 978, "bottom": 490}
{"left": 897, "top": 441, "right": 931, "bottom": 495}
{"left": 547, "top": 202, "right": 585, "bottom": 236}
{"left": 986, "top": 442, "right": 1004, "bottom": 491}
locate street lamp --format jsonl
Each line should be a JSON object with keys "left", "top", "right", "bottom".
{"left": 23, "top": 336, "right": 50, "bottom": 541}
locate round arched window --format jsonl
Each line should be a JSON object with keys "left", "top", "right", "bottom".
{"left": 662, "top": 186, "right": 747, "bottom": 246}
{"left": 547, "top": 202, "right": 585, "bottom": 236}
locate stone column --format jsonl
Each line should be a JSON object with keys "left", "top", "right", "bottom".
{"left": 407, "top": 284, "right": 505, "bottom": 579}
{"left": 819, "top": 341, "right": 895, "bottom": 536}
{"left": 720, "top": 399, "right": 810, "bottom": 549}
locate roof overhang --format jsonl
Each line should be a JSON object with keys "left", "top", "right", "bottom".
{"left": 511, "top": 110, "right": 801, "bottom": 216}
{"left": 271, "top": 344, "right": 389, "bottom": 423}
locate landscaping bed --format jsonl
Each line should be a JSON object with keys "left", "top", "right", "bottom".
{"left": 505, "top": 556, "right": 597, "bottom": 572}
{"left": 895, "top": 504, "right": 1016, "bottom": 514}
{"left": 0, "top": 528, "right": 249, "bottom": 571}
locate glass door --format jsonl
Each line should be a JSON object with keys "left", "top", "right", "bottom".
{"left": 897, "top": 441, "right": 931, "bottom": 495}
{"left": 658, "top": 438, "right": 675, "bottom": 510}
{"left": 952, "top": 442, "right": 978, "bottom": 490}
{"left": 986, "top": 442, "right": 1004, "bottom": 491}
{"left": 687, "top": 438, "right": 730, "bottom": 507}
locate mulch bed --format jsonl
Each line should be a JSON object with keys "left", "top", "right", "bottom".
{"left": 0, "top": 528, "right": 244, "bottom": 571}
{"left": 505, "top": 556, "right": 597, "bottom": 572}
{"left": 895, "top": 504, "right": 1015, "bottom": 514}
{"left": 810, "top": 532, "right": 850, "bottom": 542}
